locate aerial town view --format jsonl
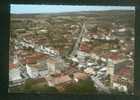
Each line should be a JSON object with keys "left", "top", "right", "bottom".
{"left": 9, "top": 5, "right": 135, "bottom": 94}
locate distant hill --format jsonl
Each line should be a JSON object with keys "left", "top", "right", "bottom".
{"left": 11, "top": 10, "right": 135, "bottom": 18}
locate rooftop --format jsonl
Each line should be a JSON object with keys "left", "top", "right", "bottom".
{"left": 47, "top": 58, "right": 59, "bottom": 64}
{"left": 115, "top": 66, "right": 133, "bottom": 79}
{"left": 9, "top": 64, "right": 17, "bottom": 69}
{"left": 46, "top": 75, "right": 72, "bottom": 86}
{"left": 73, "top": 72, "right": 88, "bottom": 80}
{"left": 22, "top": 52, "right": 48, "bottom": 64}
{"left": 102, "top": 52, "right": 122, "bottom": 61}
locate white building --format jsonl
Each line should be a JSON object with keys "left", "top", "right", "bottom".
{"left": 107, "top": 59, "right": 115, "bottom": 76}
{"left": 82, "top": 37, "right": 90, "bottom": 42}
{"left": 45, "top": 75, "right": 72, "bottom": 87}
{"left": 47, "top": 58, "right": 62, "bottom": 74}
{"left": 90, "top": 52, "right": 100, "bottom": 60}
{"left": 71, "top": 57, "right": 79, "bottom": 62}
{"left": 77, "top": 51, "right": 89, "bottom": 68}
{"left": 37, "top": 46, "right": 59, "bottom": 56}
{"left": 84, "top": 67, "right": 96, "bottom": 75}
{"left": 38, "top": 29, "right": 48, "bottom": 34}
{"left": 9, "top": 67, "right": 22, "bottom": 82}
{"left": 13, "top": 55, "right": 18, "bottom": 64}
{"left": 112, "top": 82, "right": 128, "bottom": 92}
{"left": 118, "top": 28, "right": 126, "bottom": 32}
{"left": 39, "top": 70, "right": 48, "bottom": 77}
{"left": 26, "top": 64, "right": 39, "bottom": 78}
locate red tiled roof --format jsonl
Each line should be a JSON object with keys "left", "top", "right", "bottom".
{"left": 79, "top": 42, "right": 92, "bottom": 52}
{"left": 103, "top": 52, "right": 120, "bottom": 61}
{"left": 88, "top": 32, "right": 98, "bottom": 36}
{"left": 25, "top": 59, "right": 37, "bottom": 64}
{"left": 46, "top": 75, "right": 72, "bottom": 85}
{"left": 9, "top": 64, "right": 16, "bottom": 69}
{"left": 20, "top": 52, "right": 48, "bottom": 64}
{"left": 117, "top": 67, "right": 131, "bottom": 77}
{"left": 73, "top": 72, "right": 88, "bottom": 80}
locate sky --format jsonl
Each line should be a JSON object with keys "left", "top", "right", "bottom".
{"left": 10, "top": 4, "right": 135, "bottom": 14}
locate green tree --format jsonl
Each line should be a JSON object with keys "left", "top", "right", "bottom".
{"left": 24, "top": 78, "right": 34, "bottom": 92}
{"left": 64, "top": 79, "right": 97, "bottom": 94}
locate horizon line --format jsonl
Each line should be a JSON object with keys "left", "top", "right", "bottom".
{"left": 10, "top": 5, "right": 135, "bottom": 14}
{"left": 11, "top": 9, "right": 135, "bottom": 14}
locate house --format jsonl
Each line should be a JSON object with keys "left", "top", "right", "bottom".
{"left": 15, "top": 28, "right": 26, "bottom": 33}
{"left": 9, "top": 64, "right": 22, "bottom": 82}
{"left": 37, "top": 46, "right": 59, "bottom": 56}
{"left": 77, "top": 51, "right": 89, "bottom": 69}
{"left": 45, "top": 75, "right": 72, "bottom": 87}
{"left": 47, "top": 58, "right": 64, "bottom": 75}
{"left": 38, "top": 68, "right": 48, "bottom": 77}
{"left": 106, "top": 59, "right": 115, "bottom": 78}
{"left": 110, "top": 49, "right": 118, "bottom": 53}
{"left": 111, "top": 66, "right": 133, "bottom": 93}
{"left": 99, "top": 67, "right": 107, "bottom": 72}
{"left": 81, "top": 37, "right": 90, "bottom": 42}
{"left": 90, "top": 52, "right": 100, "bottom": 60}
{"left": 118, "top": 28, "right": 126, "bottom": 32}
{"left": 22, "top": 51, "right": 48, "bottom": 64}
{"left": 24, "top": 52, "right": 49, "bottom": 78}
{"left": 102, "top": 52, "right": 125, "bottom": 64}
{"left": 26, "top": 64, "right": 39, "bottom": 79}
{"left": 79, "top": 42, "right": 92, "bottom": 53}
{"left": 38, "top": 29, "right": 48, "bottom": 34}
{"left": 112, "top": 75, "right": 129, "bottom": 92}
{"left": 71, "top": 57, "right": 79, "bottom": 62}
{"left": 87, "top": 62, "right": 96, "bottom": 67}
{"left": 73, "top": 72, "right": 88, "bottom": 82}
{"left": 84, "top": 67, "right": 96, "bottom": 75}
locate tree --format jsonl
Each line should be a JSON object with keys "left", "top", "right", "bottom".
{"left": 64, "top": 79, "right": 97, "bottom": 94}
{"left": 30, "top": 84, "right": 58, "bottom": 93}
{"left": 44, "top": 86, "right": 58, "bottom": 93}
{"left": 23, "top": 79, "right": 58, "bottom": 93}
{"left": 24, "top": 78, "right": 34, "bottom": 91}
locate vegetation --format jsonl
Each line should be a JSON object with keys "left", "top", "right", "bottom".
{"left": 63, "top": 79, "right": 98, "bottom": 94}
{"left": 9, "top": 79, "right": 58, "bottom": 93}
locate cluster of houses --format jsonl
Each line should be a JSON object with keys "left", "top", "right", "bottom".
{"left": 9, "top": 21, "right": 134, "bottom": 94}
{"left": 69, "top": 25, "right": 134, "bottom": 93}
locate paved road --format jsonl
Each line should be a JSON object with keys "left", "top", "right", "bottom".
{"left": 91, "top": 75, "right": 111, "bottom": 94}
{"left": 70, "top": 22, "right": 87, "bottom": 57}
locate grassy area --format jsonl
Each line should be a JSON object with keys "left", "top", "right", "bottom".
{"left": 63, "top": 79, "right": 98, "bottom": 94}
{"left": 9, "top": 78, "right": 58, "bottom": 93}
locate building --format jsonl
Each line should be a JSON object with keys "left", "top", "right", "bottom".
{"left": 90, "top": 52, "right": 100, "bottom": 60}
{"left": 79, "top": 42, "right": 92, "bottom": 53}
{"left": 26, "top": 64, "right": 39, "bottom": 79}
{"left": 77, "top": 51, "right": 89, "bottom": 69}
{"left": 107, "top": 59, "right": 115, "bottom": 76}
{"left": 111, "top": 66, "right": 133, "bottom": 93}
{"left": 13, "top": 55, "right": 19, "bottom": 65}
{"left": 73, "top": 72, "right": 88, "bottom": 82}
{"left": 102, "top": 52, "right": 125, "bottom": 64}
{"left": 84, "top": 67, "right": 96, "bottom": 75}
{"left": 9, "top": 64, "right": 22, "bottom": 81}
{"left": 47, "top": 58, "right": 65, "bottom": 75}
{"left": 38, "top": 68, "right": 48, "bottom": 77}
{"left": 38, "top": 29, "right": 48, "bottom": 34}
{"left": 9, "top": 64, "right": 24, "bottom": 87}
{"left": 106, "top": 59, "right": 115, "bottom": 87}
{"left": 45, "top": 75, "right": 72, "bottom": 87}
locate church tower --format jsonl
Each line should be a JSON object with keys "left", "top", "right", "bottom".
{"left": 13, "top": 55, "right": 18, "bottom": 64}
{"left": 107, "top": 59, "right": 115, "bottom": 86}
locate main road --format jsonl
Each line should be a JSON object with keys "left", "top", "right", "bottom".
{"left": 70, "top": 22, "right": 87, "bottom": 57}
